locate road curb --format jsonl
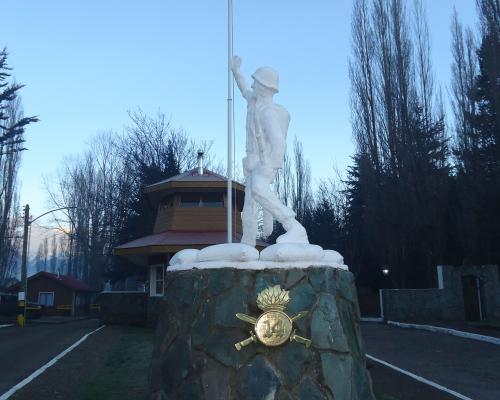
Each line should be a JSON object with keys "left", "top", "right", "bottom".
{"left": 28, "top": 316, "right": 98, "bottom": 325}
{"left": 387, "top": 320, "right": 500, "bottom": 346}
{"left": 360, "top": 317, "right": 383, "bottom": 322}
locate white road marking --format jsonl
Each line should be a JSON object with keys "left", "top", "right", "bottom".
{"left": 387, "top": 320, "right": 500, "bottom": 346}
{"left": 0, "top": 324, "right": 13, "bottom": 329}
{"left": 0, "top": 325, "right": 106, "bottom": 400}
{"left": 360, "top": 317, "right": 383, "bottom": 323}
{"left": 366, "top": 354, "right": 473, "bottom": 400}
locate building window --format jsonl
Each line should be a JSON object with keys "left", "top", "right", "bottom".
{"left": 162, "top": 196, "right": 174, "bottom": 209}
{"left": 150, "top": 265, "right": 165, "bottom": 297}
{"left": 38, "top": 292, "right": 54, "bottom": 307}
{"left": 201, "top": 193, "right": 223, "bottom": 208}
{"left": 180, "top": 193, "right": 200, "bottom": 208}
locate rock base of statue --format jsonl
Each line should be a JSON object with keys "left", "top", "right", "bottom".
{"left": 149, "top": 267, "right": 375, "bottom": 400}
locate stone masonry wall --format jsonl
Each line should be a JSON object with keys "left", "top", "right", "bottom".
{"left": 381, "top": 265, "right": 500, "bottom": 321}
{"left": 98, "top": 292, "right": 149, "bottom": 326}
{"left": 381, "top": 288, "right": 463, "bottom": 321}
{"left": 149, "top": 267, "right": 375, "bottom": 400}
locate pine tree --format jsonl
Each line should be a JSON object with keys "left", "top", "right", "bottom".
{"left": 0, "top": 49, "right": 38, "bottom": 153}
{"left": 452, "top": 0, "right": 500, "bottom": 264}
{"left": 347, "top": 0, "right": 450, "bottom": 287}
{"left": 0, "top": 48, "right": 37, "bottom": 286}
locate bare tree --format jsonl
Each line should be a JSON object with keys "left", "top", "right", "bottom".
{"left": 46, "top": 111, "right": 215, "bottom": 286}
{"left": 0, "top": 98, "right": 24, "bottom": 285}
{"left": 34, "top": 236, "right": 49, "bottom": 272}
{"left": 291, "top": 138, "right": 313, "bottom": 224}
{"left": 350, "top": 0, "right": 379, "bottom": 167}
{"left": 274, "top": 148, "right": 293, "bottom": 207}
{"left": 451, "top": 9, "right": 478, "bottom": 161}
{"left": 50, "top": 234, "right": 57, "bottom": 273}
{"left": 348, "top": 0, "right": 450, "bottom": 287}
{"left": 413, "top": 0, "right": 434, "bottom": 130}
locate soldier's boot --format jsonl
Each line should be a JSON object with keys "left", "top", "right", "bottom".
{"left": 276, "top": 218, "right": 309, "bottom": 244}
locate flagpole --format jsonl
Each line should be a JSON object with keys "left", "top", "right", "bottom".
{"left": 227, "top": 0, "right": 234, "bottom": 243}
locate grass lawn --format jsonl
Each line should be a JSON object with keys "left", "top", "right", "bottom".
{"left": 80, "top": 327, "right": 154, "bottom": 400}
{"left": 77, "top": 327, "right": 396, "bottom": 400}
{"left": 375, "top": 388, "right": 399, "bottom": 400}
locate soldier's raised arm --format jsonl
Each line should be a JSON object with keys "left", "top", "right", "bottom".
{"left": 231, "top": 55, "right": 251, "bottom": 100}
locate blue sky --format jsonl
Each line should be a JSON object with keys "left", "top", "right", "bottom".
{"left": 2, "top": 0, "right": 476, "bottom": 220}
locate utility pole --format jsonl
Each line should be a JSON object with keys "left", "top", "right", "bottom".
{"left": 18, "top": 204, "right": 30, "bottom": 326}
{"left": 17, "top": 204, "right": 76, "bottom": 327}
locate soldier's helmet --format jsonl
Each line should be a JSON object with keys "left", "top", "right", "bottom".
{"left": 252, "top": 67, "right": 279, "bottom": 93}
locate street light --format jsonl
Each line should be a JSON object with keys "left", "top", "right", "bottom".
{"left": 18, "top": 204, "right": 76, "bottom": 327}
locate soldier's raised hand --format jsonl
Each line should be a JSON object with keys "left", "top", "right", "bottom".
{"left": 231, "top": 55, "right": 242, "bottom": 72}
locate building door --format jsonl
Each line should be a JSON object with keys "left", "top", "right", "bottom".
{"left": 461, "top": 275, "right": 482, "bottom": 321}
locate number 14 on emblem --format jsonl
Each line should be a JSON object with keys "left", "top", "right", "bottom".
{"left": 234, "top": 285, "right": 311, "bottom": 350}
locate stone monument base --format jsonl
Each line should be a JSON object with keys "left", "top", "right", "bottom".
{"left": 149, "top": 267, "right": 375, "bottom": 400}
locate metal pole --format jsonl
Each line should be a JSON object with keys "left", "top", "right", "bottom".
{"left": 476, "top": 277, "right": 483, "bottom": 321}
{"left": 17, "top": 204, "right": 74, "bottom": 326}
{"left": 20, "top": 204, "right": 29, "bottom": 325}
{"left": 227, "top": 0, "right": 234, "bottom": 243}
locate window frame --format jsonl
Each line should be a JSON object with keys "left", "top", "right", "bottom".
{"left": 149, "top": 264, "right": 165, "bottom": 297}
{"left": 200, "top": 193, "right": 224, "bottom": 208}
{"left": 180, "top": 193, "right": 201, "bottom": 208}
{"left": 38, "top": 291, "right": 55, "bottom": 307}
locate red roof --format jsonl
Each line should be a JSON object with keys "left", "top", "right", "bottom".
{"left": 146, "top": 168, "right": 241, "bottom": 189}
{"left": 10, "top": 271, "right": 97, "bottom": 292}
{"left": 115, "top": 230, "right": 268, "bottom": 250}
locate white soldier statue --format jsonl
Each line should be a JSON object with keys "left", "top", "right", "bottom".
{"left": 231, "top": 55, "right": 308, "bottom": 247}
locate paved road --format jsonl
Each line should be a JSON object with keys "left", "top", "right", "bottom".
{"left": 0, "top": 319, "right": 100, "bottom": 396}
{"left": 362, "top": 322, "right": 500, "bottom": 400}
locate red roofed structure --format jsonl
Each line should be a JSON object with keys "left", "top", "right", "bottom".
{"left": 9, "top": 271, "right": 97, "bottom": 316}
{"left": 114, "top": 164, "right": 267, "bottom": 298}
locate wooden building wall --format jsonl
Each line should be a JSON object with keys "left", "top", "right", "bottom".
{"left": 153, "top": 193, "right": 243, "bottom": 234}
{"left": 27, "top": 276, "right": 73, "bottom": 309}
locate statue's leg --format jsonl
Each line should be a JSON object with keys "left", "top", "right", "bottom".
{"left": 262, "top": 209, "right": 273, "bottom": 236}
{"left": 241, "top": 174, "right": 258, "bottom": 246}
{"left": 251, "top": 166, "right": 308, "bottom": 244}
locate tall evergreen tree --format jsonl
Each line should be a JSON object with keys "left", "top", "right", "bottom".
{"left": 0, "top": 48, "right": 37, "bottom": 286}
{"left": 347, "top": 0, "right": 450, "bottom": 287}
{"left": 452, "top": 0, "right": 500, "bottom": 264}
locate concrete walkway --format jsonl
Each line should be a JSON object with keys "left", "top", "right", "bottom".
{"left": 362, "top": 322, "right": 500, "bottom": 400}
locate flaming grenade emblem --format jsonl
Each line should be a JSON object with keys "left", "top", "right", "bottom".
{"left": 234, "top": 285, "right": 312, "bottom": 350}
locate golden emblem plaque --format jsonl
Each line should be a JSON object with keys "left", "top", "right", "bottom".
{"left": 234, "top": 285, "right": 311, "bottom": 350}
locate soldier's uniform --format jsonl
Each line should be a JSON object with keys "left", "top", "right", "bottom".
{"left": 238, "top": 66, "right": 307, "bottom": 247}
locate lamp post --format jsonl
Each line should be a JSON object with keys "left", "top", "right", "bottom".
{"left": 18, "top": 204, "right": 76, "bottom": 326}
